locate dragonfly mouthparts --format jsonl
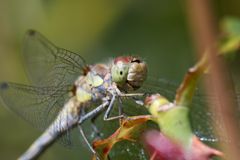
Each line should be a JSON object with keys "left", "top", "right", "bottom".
{"left": 0, "top": 82, "right": 9, "bottom": 90}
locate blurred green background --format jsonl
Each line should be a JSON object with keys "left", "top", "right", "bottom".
{"left": 0, "top": 0, "right": 240, "bottom": 159}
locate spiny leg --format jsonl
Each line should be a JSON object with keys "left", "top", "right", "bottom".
{"left": 104, "top": 93, "right": 145, "bottom": 122}
{"left": 78, "top": 125, "right": 100, "bottom": 160}
{"left": 91, "top": 111, "right": 103, "bottom": 139}
{"left": 119, "top": 93, "right": 145, "bottom": 97}
{"left": 120, "top": 92, "right": 145, "bottom": 106}
{"left": 131, "top": 96, "right": 144, "bottom": 106}
{"left": 78, "top": 101, "right": 109, "bottom": 124}
{"left": 104, "top": 95, "right": 124, "bottom": 121}
{"left": 117, "top": 97, "right": 126, "bottom": 124}
{"left": 77, "top": 101, "right": 110, "bottom": 160}
{"left": 118, "top": 92, "right": 145, "bottom": 122}
{"left": 80, "top": 106, "right": 102, "bottom": 139}
{"left": 115, "top": 96, "right": 143, "bottom": 125}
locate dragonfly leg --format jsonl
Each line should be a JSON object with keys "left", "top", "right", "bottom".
{"left": 78, "top": 101, "right": 109, "bottom": 124}
{"left": 78, "top": 125, "right": 100, "bottom": 160}
{"left": 91, "top": 114, "right": 103, "bottom": 139}
{"left": 119, "top": 92, "right": 145, "bottom": 106}
{"left": 104, "top": 95, "right": 125, "bottom": 121}
{"left": 119, "top": 93, "right": 145, "bottom": 97}
{"left": 117, "top": 97, "right": 127, "bottom": 124}
{"left": 79, "top": 107, "right": 101, "bottom": 138}
{"left": 131, "top": 97, "right": 144, "bottom": 106}
{"left": 79, "top": 106, "right": 102, "bottom": 138}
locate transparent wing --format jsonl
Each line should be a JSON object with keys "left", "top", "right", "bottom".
{"left": 0, "top": 82, "right": 70, "bottom": 130}
{"left": 140, "top": 77, "right": 178, "bottom": 100}
{"left": 22, "top": 30, "right": 88, "bottom": 86}
{"left": 140, "top": 76, "right": 227, "bottom": 144}
{"left": 0, "top": 82, "right": 80, "bottom": 147}
{"left": 0, "top": 82, "right": 101, "bottom": 148}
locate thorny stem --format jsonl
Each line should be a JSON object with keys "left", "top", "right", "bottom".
{"left": 186, "top": 0, "right": 240, "bottom": 159}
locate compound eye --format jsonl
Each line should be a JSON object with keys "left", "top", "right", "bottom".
{"left": 131, "top": 59, "right": 141, "bottom": 63}
{"left": 111, "top": 62, "right": 129, "bottom": 85}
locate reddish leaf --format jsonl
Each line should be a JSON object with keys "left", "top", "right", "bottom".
{"left": 92, "top": 115, "right": 152, "bottom": 160}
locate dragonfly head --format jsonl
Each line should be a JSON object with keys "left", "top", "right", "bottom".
{"left": 111, "top": 56, "right": 147, "bottom": 91}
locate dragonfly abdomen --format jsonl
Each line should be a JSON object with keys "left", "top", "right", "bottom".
{"left": 19, "top": 97, "right": 81, "bottom": 160}
{"left": 18, "top": 131, "right": 56, "bottom": 160}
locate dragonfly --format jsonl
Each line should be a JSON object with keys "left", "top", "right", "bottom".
{"left": 0, "top": 30, "right": 148, "bottom": 160}
{"left": 0, "top": 30, "right": 235, "bottom": 160}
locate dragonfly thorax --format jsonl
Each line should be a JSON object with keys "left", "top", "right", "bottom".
{"left": 74, "top": 64, "right": 111, "bottom": 103}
